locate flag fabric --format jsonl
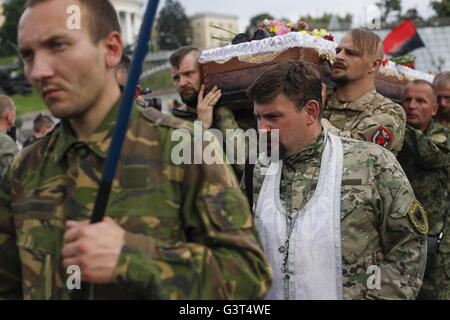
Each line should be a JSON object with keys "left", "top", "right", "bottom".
{"left": 383, "top": 19, "right": 425, "bottom": 57}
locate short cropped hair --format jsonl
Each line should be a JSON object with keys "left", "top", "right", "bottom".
{"left": 349, "top": 28, "right": 384, "bottom": 59}
{"left": 247, "top": 60, "right": 323, "bottom": 117}
{"left": 0, "top": 95, "right": 15, "bottom": 116}
{"left": 25, "top": 0, "right": 121, "bottom": 43}
{"left": 404, "top": 79, "right": 438, "bottom": 103}
{"left": 33, "top": 113, "right": 54, "bottom": 133}
{"left": 169, "top": 46, "right": 200, "bottom": 69}
{"left": 433, "top": 71, "right": 450, "bottom": 89}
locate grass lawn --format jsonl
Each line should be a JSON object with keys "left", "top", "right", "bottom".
{"left": 11, "top": 88, "right": 47, "bottom": 115}
{"left": 140, "top": 69, "right": 174, "bottom": 92}
{"left": 0, "top": 56, "right": 17, "bottom": 65}
{"left": 8, "top": 68, "right": 174, "bottom": 116}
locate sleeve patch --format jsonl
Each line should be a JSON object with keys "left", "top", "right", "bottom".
{"left": 371, "top": 125, "right": 393, "bottom": 148}
{"left": 408, "top": 200, "right": 429, "bottom": 235}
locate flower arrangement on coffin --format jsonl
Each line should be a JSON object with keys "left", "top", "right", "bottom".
{"left": 209, "top": 19, "right": 334, "bottom": 45}
{"left": 383, "top": 54, "right": 416, "bottom": 69}
{"left": 258, "top": 19, "right": 334, "bottom": 41}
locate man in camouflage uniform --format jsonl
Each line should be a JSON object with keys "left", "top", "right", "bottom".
{"left": 433, "top": 71, "right": 450, "bottom": 128}
{"left": 322, "top": 29, "right": 406, "bottom": 155}
{"left": 170, "top": 47, "right": 255, "bottom": 179}
{"left": 22, "top": 113, "right": 55, "bottom": 148}
{"left": 397, "top": 80, "right": 449, "bottom": 300}
{"left": 243, "top": 60, "right": 427, "bottom": 299}
{"left": 0, "top": 0, "right": 271, "bottom": 300}
{"left": 0, "top": 95, "right": 18, "bottom": 177}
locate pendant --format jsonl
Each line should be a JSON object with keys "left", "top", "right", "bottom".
{"left": 279, "top": 240, "right": 290, "bottom": 273}
{"left": 278, "top": 239, "right": 289, "bottom": 253}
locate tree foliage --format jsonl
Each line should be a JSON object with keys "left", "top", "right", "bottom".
{"left": 0, "top": 0, "right": 27, "bottom": 57}
{"left": 431, "top": 0, "right": 450, "bottom": 18}
{"left": 245, "top": 13, "right": 274, "bottom": 34}
{"left": 156, "top": 0, "right": 192, "bottom": 50}
{"left": 298, "top": 13, "right": 352, "bottom": 29}
{"left": 376, "top": 0, "right": 402, "bottom": 24}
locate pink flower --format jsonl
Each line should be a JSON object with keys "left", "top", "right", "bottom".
{"left": 276, "top": 26, "right": 292, "bottom": 36}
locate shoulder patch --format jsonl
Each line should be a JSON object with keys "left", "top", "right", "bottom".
{"left": 371, "top": 125, "right": 393, "bottom": 148}
{"left": 430, "top": 133, "right": 447, "bottom": 144}
{"left": 408, "top": 200, "right": 429, "bottom": 235}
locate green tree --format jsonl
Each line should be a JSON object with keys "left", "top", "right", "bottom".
{"left": 431, "top": 0, "right": 450, "bottom": 18}
{"left": 299, "top": 13, "right": 338, "bottom": 29}
{"left": 245, "top": 13, "right": 274, "bottom": 35}
{"left": 338, "top": 14, "right": 353, "bottom": 25}
{"left": 376, "top": 0, "right": 402, "bottom": 24}
{"left": 156, "top": 0, "right": 192, "bottom": 50}
{"left": 0, "top": 0, "right": 27, "bottom": 57}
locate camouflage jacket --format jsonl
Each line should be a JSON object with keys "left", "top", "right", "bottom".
{"left": 0, "top": 130, "right": 18, "bottom": 178}
{"left": 0, "top": 104, "right": 272, "bottom": 300}
{"left": 324, "top": 88, "right": 406, "bottom": 155}
{"left": 172, "top": 106, "right": 256, "bottom": 180}
{"left": 242, "top": 131, "right": 427, "bottom": 300}
{"left": 397, "top": 120, "right": 449, "bottom": 299}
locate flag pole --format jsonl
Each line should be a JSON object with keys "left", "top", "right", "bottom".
{"left": 70, "top": 0, "right": 160, "bottom": 300}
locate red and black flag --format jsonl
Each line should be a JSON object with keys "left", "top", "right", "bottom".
{"left": 383, "top": 19, "right": 425, "bottom": 57}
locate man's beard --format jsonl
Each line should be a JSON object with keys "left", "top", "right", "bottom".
{"left": 438, "top": 105, "right": 449, "bottom": 116}
{"left": 180, "top": 88, "right": 199, "bottom": 108}
{"left": 330, "top": 74, "right": 350, "bottom": 87}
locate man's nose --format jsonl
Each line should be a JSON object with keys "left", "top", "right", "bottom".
{"left": 408, "top": 99, "right": 418, "bottom": 109}
{"left": 28, "top": 53, "right": 54, "bottom": 83}
{"left": 258, "top": 119, "right": 271, "bottom": 133}
{"left": 179, "top": 75, "right": 190, "bottom": 88}
{"left": 334, "top": 50, "right": 345, "bottom": 62}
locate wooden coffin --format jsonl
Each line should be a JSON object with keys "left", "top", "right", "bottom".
{"left": 200, "top": 47, "right": 408, "bottom": 109}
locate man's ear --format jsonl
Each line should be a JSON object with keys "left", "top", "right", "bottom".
{"left": 432, "top": 102, "right": 439, "bottom": 116}
{"left": 104, "top": 31, "right": 123, "bottom": 69}
{"left": 368, "top": 58, "right": 382, "bottom": 75}
{"left": 304, "top": 100, "right": 321, "bottom": 125}
{"left": 4, "top": 110, "right": 12, "bottom": 124}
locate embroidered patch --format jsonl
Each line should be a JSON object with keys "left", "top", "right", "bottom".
{"left": 408, "top": 200, "right": 429, "bottom": 235}
{"left": 371, "top": 126, "right": 393, "bottom": 148}
{"left": 431, "top": 134, "right": 446, "bottom": 144}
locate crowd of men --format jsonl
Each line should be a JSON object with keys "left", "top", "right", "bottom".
{"left": 0, "top": 0, "right": 448, "bottom": 300}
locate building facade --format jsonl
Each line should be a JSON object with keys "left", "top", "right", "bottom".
{"left": 191, "top": 12, "right": 239, "bottom": 49}
{"left": 0, "top": 0, "right": 5, "bottom": 29}
{"left": 111, "top": 0, "right": 143, "bottom": 47}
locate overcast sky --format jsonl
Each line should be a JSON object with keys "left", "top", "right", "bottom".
{"left": 150, "top": 0, "right": 435, "bottom": 32}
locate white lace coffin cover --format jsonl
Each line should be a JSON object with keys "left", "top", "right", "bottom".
{"left": 199, "top": 31, "right": 434, "bottom": 83}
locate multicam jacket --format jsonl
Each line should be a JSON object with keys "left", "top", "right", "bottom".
{"left": 324, "top": 88, "right": 406, "bottom": 155}
{"left": 242, "top": 131, "right": 427, "bottom": 299}
{"left": 0, "top": 130, "right": 18, "bottom": 178}
{"left": 0, "top": 104, "right": 272, "bottom": 300}
{"left": 172, "top": 106, "right": 257, "bottom": 180}
{"left": 397, "top": 120, "right": 450, "bottom": 300}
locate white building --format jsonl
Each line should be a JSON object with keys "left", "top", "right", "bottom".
{"left": 0, "top": 0, "right": 5, "bottom": 28}
{"left": 191, "top": 12, "right": 239, "bottom": 49}
{"left": 111, "top": 0, "right": 143, "bottom": 47}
